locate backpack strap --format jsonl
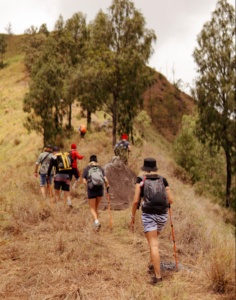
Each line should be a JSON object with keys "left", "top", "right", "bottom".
{"left": 40, "top": 153, "right": 50, "bottom": 166}
{"left": 68, "top": 150, "right": 75, "bottom": 164}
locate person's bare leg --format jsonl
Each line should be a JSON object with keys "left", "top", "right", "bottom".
{"left": 145, "top": 230, "right": 161, "bottom": 278}
{"left": 45, "top": 185, "right": 49, "bottom": 197}
{"left": 149, "top": 232, "right": 160, "bottom": 265}
{"left": 54, "top": 189, "right": 60, "bottom": 203}
{"left": 95, "top": 197, "right": 102, "bottom": 220}
{"left": 89, "top": 198, "right": 97, "bottom": 221}
{"left": 40, "top": 186, "right": 46, "bottom": 197}
{"left": 64, "top": 191, "right": 71, "bottom": 205}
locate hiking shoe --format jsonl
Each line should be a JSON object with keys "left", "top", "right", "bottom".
{"left": 93, "top": 222, "right": 101, "bottom": 231}
{"left": 147, "top": 277, "right": 162, "bottom": 285}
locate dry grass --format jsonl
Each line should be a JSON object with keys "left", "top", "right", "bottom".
{"left": 0, "top": 35, "right": 235, "bottom": 299}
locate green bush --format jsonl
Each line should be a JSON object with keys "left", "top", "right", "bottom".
{"left": 174, "top": 114, "right": 227, "bottom": 206}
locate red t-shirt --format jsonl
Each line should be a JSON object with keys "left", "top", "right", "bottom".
{"left": 71, "top": 150, "right": 83, "bottom": 169}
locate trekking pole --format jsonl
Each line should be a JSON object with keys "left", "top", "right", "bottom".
{"left": 169, "top": 204, "right": 178, "bottom": 270}
{"left": 47, "top": 178, "right": 54, "bottom": 209}
{"left": 80, "top": 160, "right": 83, "bottom": 184}
{"left": 107, "top": 187, "right": 112, "bottom": 230}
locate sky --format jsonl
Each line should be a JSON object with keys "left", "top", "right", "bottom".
{"left": 0, "top": 0, "right": 235, "bottom": 93}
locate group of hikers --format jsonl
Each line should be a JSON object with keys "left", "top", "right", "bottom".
{"left": 34, "top": 131, "right": 174, "bottom": 285}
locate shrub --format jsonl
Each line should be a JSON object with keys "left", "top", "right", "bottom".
{"left": 14, "top": 138, "right": 21, "bottom": 146}
{"left": 203, "top": 237, "right": 235, "bottom": 298}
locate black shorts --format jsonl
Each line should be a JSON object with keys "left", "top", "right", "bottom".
{"left": 87, "top": 187, "right": 104, "bottom": 199}
{"left": 70, "top": 168, "right": 79, "bottom": 180}
{"left": 81, "top": 132, "right": 86, "bottom": 137}
{"left": 54, "top": 180, "right": 70, "bottom": 191}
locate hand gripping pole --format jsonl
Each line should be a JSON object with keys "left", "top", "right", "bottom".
{"left": 80, "top": 160, "right": 83, "bottom": 184}
{"left": 169, "top": 204, "right": 178, "bottom": 270}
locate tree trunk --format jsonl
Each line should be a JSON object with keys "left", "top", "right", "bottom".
{"left": 68, "top": 102, "right": 72, "bottom": 130}
{"left": 225, "top": 150, "right": 231, "bottom": 208}
{"left": 112, "top": 94, "right": 117, "bottom": 147}
{"left": 87, "top": 106, "right": 91, "bottom": 130}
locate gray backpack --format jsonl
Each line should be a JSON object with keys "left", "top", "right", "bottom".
{"left": 87, "top": 165, "right": 105, "bottom": 189}
{"left": 140, "top": 175, "right": 169, "bottom": 215}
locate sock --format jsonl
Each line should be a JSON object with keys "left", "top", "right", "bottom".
{"left": 94, "top": 220, "right": 99, "bottom": 225}
{"left": 67, "top": 199, "right": 72, "bottom": 205}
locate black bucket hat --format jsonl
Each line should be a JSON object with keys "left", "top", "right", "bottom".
{"left": 90, "top": 155, "right": 97, "bottom": 162}
{"left": 141, "top": 158, "right": 158, "bottom": 172}
{"left": 46, "top": 144, "right": 53, "bottom": 149}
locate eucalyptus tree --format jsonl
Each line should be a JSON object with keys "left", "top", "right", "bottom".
{"left": 87, "top": 0, "right": 156, "bottom": 145}
{"left": 64, "top": 12, "right": 88, "bottom": 129}
{"left": 193, "top": 0, "right": 235, "bottom": 207}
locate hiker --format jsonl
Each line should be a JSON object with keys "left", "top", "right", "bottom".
{"left": 46, "top": 146, "right": 73, "bottom": 207}
{"left": 78, "top": 124, "right": 86, "bottom": 140}
{"left": 69, "top": 143, "right": 83, "bottom": 189}
{"left": 35, "top": 145, "right": 54, "bottom": 198}
{"left": 130, "top": 158, "right": 174, "bottom": 284}
{"left": 114, "top": 134, "right": 131, "bottom": 165}
{"left": 82, "top": 155, "right": 109, "bottom": 230}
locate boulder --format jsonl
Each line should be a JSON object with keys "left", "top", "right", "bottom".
{"left": 98, "top": 118, "right": 112, "bottom": 131}
{"left": 99, "top": 156, "right": 137, "bottom": 210}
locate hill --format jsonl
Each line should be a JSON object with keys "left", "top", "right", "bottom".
{"left": 143, "top": 72, "right": 195, "bottom": 142}
{"left": 0, "top": 35, "right": 235, "bottom": 299}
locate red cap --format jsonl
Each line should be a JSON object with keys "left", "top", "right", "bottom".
{"left": 122, "top": 134, "right": 128, "bottom": 140}
{"left": 71, "top": 143, "right": 77, "bottom": 149}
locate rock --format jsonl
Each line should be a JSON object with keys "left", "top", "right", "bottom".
{"left": 98, "top": 118, "right": 112, "bottom": 131}
{"left": 99, "top": 156, "right": 137, "bottom": 210}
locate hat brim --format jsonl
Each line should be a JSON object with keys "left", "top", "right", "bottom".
{"left": 141, "top": 166, "right": 158, "bottom": 172}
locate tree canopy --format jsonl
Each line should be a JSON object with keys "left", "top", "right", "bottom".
{"left": 193, "top": 0, "right": 235, "bottom": 207}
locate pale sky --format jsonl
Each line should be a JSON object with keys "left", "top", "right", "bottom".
{"left": 0, "top": 0, "right": 235, "bottom": 93}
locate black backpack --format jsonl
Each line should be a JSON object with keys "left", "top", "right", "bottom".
{"left": 115, "top": 140, "right": 128, "bottom": 156}
{"left": 140, "top": 175, "right": 169, "bottom": 215}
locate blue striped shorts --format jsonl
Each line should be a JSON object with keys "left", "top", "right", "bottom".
{"left": 141, "top": 212, "right": 168, "bottom": 233}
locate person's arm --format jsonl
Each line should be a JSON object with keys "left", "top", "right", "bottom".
{"left": 75, "top": 151, "right": 83, "bottom": 160}
{"left": 83, "top": 178, "right": 87, "bottom": 188}
{"left": 166, "top": 187, "right": 173, "bottom": 204}
{"left": 130, "top": 183, "right": 141, "bottom": 226}
{"left": 35, "top": 153, "right": 42, "bottom": 177}
{"left": 47, "top": 158, "right": 54, "bottom": 177}
{"left": 128, "top": 145, "right": 132, "bottom": 152}
{"left": 34, "top": 164, "right": 39, "bottom": 178}
{"left": 104, "top": 176, "right": 109, "bottom": 188}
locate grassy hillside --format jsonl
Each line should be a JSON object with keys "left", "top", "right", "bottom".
{"left": 0, "top": 35, "right": 235, "bottom": 299}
